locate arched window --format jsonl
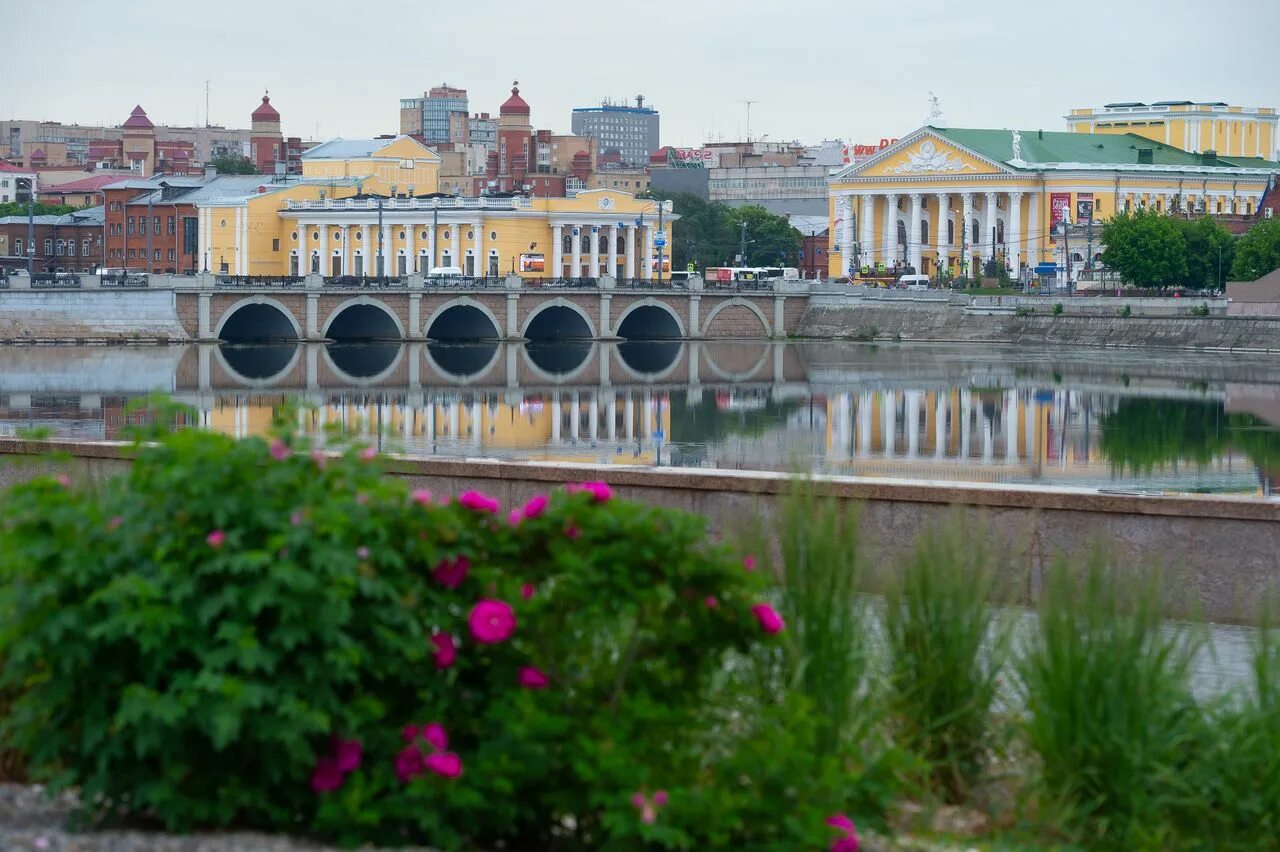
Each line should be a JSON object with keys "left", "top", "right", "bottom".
{"left": 580, "top": 234, "right": 590, "bottom": 252}
{"left": 896, "top": 221, "right": 907, "bottom": 246}
{"left": 921, "top": 221, "right": 930, "bottom": 246}
{"left": 616, "top": 234, "right": 626, "bottom": 253}
{"left": 947, "top": 220, "right": 955, "bottom": 245}
{"left": 562, "top": 234, "right": 573, "bottom": 254}
{"left": 971, "top": 220, "right": 980, "bottom": 245}
{"left": 598, "top": 232, "right": 609, "bottom": 252}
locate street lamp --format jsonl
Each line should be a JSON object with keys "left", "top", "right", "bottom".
{"left": 17, "top": 177, "right": 35, "bottom": 276}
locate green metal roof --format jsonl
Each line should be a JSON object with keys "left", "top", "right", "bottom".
{"left": 927, "top": 126, "right": 1279, "bottom": 172}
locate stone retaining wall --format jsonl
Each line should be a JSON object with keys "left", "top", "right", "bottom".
{"left": 0, "top": 291, "right": 189, "bottom": 343}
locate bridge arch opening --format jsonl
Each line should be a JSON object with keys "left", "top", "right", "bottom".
{"left": 617, "top": 341, "right": 681, "bottom": 377}
{"left": 219, "top": 302, "right": 299, "bottom": 342}
{"left": 616, "top": 304, "right": 682, "bottom": 341}
{"left": 524, "top": 305, "right": 593, "bottom": 341}
{"left": 525, "top": 341, "right": 592, "bottom": 377}
{"left": 427, "top": 304, "right": 501, "bottom": 341}
{"left": 326, "top": 304, "right": 403, "bottom": 342}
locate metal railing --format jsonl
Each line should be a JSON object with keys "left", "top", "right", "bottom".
{"left": 324, "top": 275, "right": 406, "bottom": 288}
{"left": 100, "top": 273, "right": 150, "bottom": 288}
{"left": 286, "top": 196, "right": 531, "bottom": 212}
{"left": 0, "top": 275, "right": 9, "bottom": 290}
{"left": 616, "top": 278, "right": 688, "bottom": 291}
{"left": 423, "top": 276, "right": 504, "bottom": 289}
{"left": 31, "top": 273, "right": 82, "bottom": 289}
{"left": 705, "top": 279, "right": 774, "bottom": 292}
{"left": 521, "top": 277, "right": 600, "bottom": 289}
{"left": 215, "top": 275, "right": 306, "bottom": 288}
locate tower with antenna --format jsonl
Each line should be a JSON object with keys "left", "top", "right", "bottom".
{"left": 739, "top": 99, "right": 759, "bottom": 143}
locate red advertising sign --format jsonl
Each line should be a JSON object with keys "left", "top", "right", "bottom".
{"left": 842, "top": 138, "right": 899, "bottom": 164}
{"left": 1050, "top": 193, "right": 1072, "bottom": 227}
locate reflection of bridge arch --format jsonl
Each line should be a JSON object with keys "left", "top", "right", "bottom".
{"left": 212, "top": 344, "right": 302, "bottom": 388}
{"left": 521, "top": 299, "right": 597, "bottom": 340}
{"left": 424, "top": 298, "right": 503, "bottom": 341}
{"left": 424, "top": 342, "right": 502, "bottom": 384}
{"left": 321, "top": 343, "right": 405, "bottom": 385}
{"left": 701, "top": 297, "right": 771, "bottom": 338}
{"left": 701, "top": 341, "right": 771, "bottom": 382}
{"left": 322, "top": 296, "right": 405, "bottom": 341}
{"left": 614, "top": 298, "right": 685, "bottom": 339}
{"left": 521, "top": 341, "right": 597, "bottom": 384}
{"left": 216, "top": 296, "right": 302, "bottom": 342}
{"left": 614, "top": 341, "right": 685, "bottom": 382}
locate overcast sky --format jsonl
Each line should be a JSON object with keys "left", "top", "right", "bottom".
{"left": 6, "top": 0, "right": 1278, "bottom": 148}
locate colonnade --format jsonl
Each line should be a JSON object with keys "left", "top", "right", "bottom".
{"left": 550, "top": 221, "right": 658, "bottom": 281}
{"left": 293, "top": 220, "right": 482, "bottom": 278}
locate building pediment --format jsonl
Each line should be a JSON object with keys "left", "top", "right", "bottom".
{"left": 833, "top": 129, "right": 1012, "bottom": 181}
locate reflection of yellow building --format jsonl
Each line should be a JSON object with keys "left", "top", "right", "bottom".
{"left": 197, "top": 135, "right": 673, "bottom": 280}
{"left": 828, "top": 125, "right": 1280, "bottom": 278}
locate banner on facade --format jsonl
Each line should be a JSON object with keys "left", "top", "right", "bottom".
{"left": 1050, "top": 193, "right": 1072, "bottom": 227}
{"left": 519, "top": 253, "right": 545, "bottom": 273}
{"left": 1075, "top": 192, "right": 1094, "bottom": 224}
{"left": 841, "top": 139, "right": 898, "bottom": 164}
{"left": 667, "top": 148, "right": 715, "bottom": 168}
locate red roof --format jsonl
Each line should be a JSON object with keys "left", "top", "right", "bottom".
{"left": 30, "top": 148, "right": 47, "bottom": 159}
{"left": 500, "top": 85, "right": 530, "bottom": 115}
{"left": 122, "top": 105, "right": 154, "bottom": 129}
{"left": 37, "top": 174, "right": 125, "bottom": 193}
{"left": 252, "top": 94, "right": 280, "bottom": 121}
{"left": 0, "top": 161, "right": 30, "bottom": 173}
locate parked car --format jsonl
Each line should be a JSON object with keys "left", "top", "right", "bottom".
{"left": 896, "top": 274, "right": 931, "bottom": 291}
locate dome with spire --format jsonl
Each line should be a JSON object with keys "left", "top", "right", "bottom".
{"left": 500, "top": 82, "right": 530, "bottom": 116}
{"left": 252, "top": 93, "right": 280, "bottom": 121}
{"left": 121, "top": 105, "right": 154, "bottom": 129}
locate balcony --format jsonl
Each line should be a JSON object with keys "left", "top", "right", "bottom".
{"left": 284, "top": 196, "right": 532, "bottom": 213}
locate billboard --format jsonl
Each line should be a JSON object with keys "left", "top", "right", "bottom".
{"left": 667, "top": 148, "right": 716, "bottom": 168}
{"left": 841, "top": 138, "right": 898, "bottom": 164}
{"left": 1050, "top": 192, "right": 1072, "bottom": 227}
{"left": 1075, "top": 192, "right": 1094, "bottom": 224}
{"left": 519, "top": 253, "right": 545, "bottom": 273}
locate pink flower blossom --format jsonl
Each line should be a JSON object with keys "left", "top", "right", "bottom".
{"left": 360, "top": 446, "right": 378, "bottom": 461}
{"left": 424, "top": 751, "right": 463, "bottom": 779}
{"left": 518, "top": 666, "right": 550, "bottom": 689}
{"left": 269, "top": 439, "right": 291, "bottom": 461}
{"left": 433, "top": 556, "right": 470, "bottom": 589}
{"left": 569, "top": 481, "right": 613, "bottom": 502}
{"left": 826, "top": 814, "right": 856, "bottom": 833}
{"left": 431, "top": 632, "right": 457, "bottom": 669}
{"left": 355, "top": 492, "right": 369, "bottom": 506}
{"left": 826, "top": 813, "right": 859, "bottom": 851}
{"left": 107, "top": 516, "right": 124, "bottom": 532}
{"left": 743, "top": 555, "right": 757, "bottom": 572}
{"left": 310, "top": 757, "right": 344, "bottom": 793}
{"left": 55, "top": 474, "right": 71, "bottom": 488}
{"left": 521, "top": 583, "right": 536, "bottom": 600}
{"left": 564, "top": 523, "right": 581, "bottom": 540}
{"left": 468, "top": 599, "right": 516, "bottom": 644}
{"left": 752, "top": 603, "right": 786, "bottom": 634}
{"left": 522, "top": 494, "right": 549, "bottom": 518}
{"left": 831, "top": 839, "right": 859, "bottom": 852}
{"left": 310, "top": 449, "right": 328, "bottom": 469}
{"left": 459, "top": 490, "right": 500, "bottom": 513}
{"left": 631, "top": 790, "right": 667, "bottom": 824}
{"left": 401, "top": 724, "right": 419, "bottom": 743}
{"left": 421, "top": 722, "right": 448, "bottom": 753}
{"left": 357, "top": 546, "right": 370, "bottom": 561}
{"left": 411, "top": 488, "right": 433, "bottom": 506}
{"left": 206, "top": 529, "right": 226, "bottom": 549}
{"left": 508, "top": 509, "right": 523, "bottom": 528}
{"left": 395, "top": 744, "right": 426, "bottom": 782}
{"left": 704, "top": 595, "right": 719, "bottom": 609}
{"left": 652, "top": 790, "right": 668, "bottom": 807}
{"left": 333, "top": 738, "right": 362, "bottom": 773}
{"left": 290, "top": 510, "right": 304, "bottom": 527}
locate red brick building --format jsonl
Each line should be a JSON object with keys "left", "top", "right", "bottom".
{"left": 248, "top": 94, "right": 303, "bottom": 175}
{"left": 0, "top": 207, "right": 105, "bottom": 273}
{"left": 103, "top": 178, "right": 203, "bottom": 273}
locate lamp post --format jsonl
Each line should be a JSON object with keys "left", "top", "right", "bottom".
{"left": 18, "top": 177, "right": 34, "bottom": 276}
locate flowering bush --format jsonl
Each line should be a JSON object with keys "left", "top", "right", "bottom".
{"left": 0, "top": 430, "right": 861, "bottom": 849}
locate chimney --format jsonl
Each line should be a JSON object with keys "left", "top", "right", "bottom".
{"left": 203, "top": 162, "right": 217, "bottom": 179}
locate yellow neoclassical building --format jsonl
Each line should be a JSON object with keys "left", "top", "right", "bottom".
{"left": 196, "top": 135, "right": 673, "bottom": 279}
{"left": 827, "top": 125, "right": 1280, "bottom": 279}
{"left": 1068, "top": 101, "right": 1277, "bottom": 159}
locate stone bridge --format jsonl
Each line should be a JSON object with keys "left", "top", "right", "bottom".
{"left": 174, "top": 273, "right": 810, "bottom": 343}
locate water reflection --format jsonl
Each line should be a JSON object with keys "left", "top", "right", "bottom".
{"left": 3, "top": 341, "right": 1279, "bottom": 497}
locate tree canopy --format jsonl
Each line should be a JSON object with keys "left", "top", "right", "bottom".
{"left": 210, "top": 155, "right": 259, "bottom": 175}
{"left": 649, "top": 191, "right": 802, "bottom": 270}
{"left": 1100, "top": 210, "right": 1188, "bottom": 288}
{"left": 1230, "top": 218, "right": 1280, "bottom": 282}
{"left": 0, "top": 201, "right": 75, "bottom": 218}
{"left": 1173, "top": 215, "right": 1235, "bottom": 290}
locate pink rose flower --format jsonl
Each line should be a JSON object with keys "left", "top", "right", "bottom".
{"left": 569, "top": 481, "right": 613, "bottom": 502}
{"left": 653, "top": 790, "right": 668, "bottom": 807}
{"left": 410, "top": 488, "right": 432, "bottom": 506}
{"left": 743, "top": 555, "right": 757, "bottom": 572}
{"left": 425, "top": 751, "right": 463, "bottom": 779}
{"left": 508, "top": 509, "right": 523, "bottom": 528}
{"left": 631, "top": 790, "right": 667, "bottom": 824}
{"left": 459, "top": 490, "right": 500, "bottom": 513}
{"left": 704, "top": 595, "right": 719, "bottom": 609}
{"left": 107, "top": 516, "right": 123, "bottom": 531}
{"left": 310, "top": 449, "right": 328, "bottom": 469}
{"left": 395, "top": 744, "right": 426, "bottom": 782}
{"left": 269, "top": 439, "right": 291, "bottom": 461}
{"left": 206, "top": 529, "right": 226, "bottom": 548}
{"left": 564, "top": 523, "right": 581, "bottom": 540}
{"left": 521, "top": 583, "right": 535, "bottom": 600}
{"left": 333, "top": 738, "right": 362, "bottom": 773}
{"left": 290, "top": 510, "right": 304, "bottom": 527}
{"left": 401, "top": 724, "right": 420, "bottom": 743}
{"left": 360, "top": 446, "right": 377, "bottom": 461}
{"left": 357, "top": 546, "right": 370, "bottom": 561}
{"left": 752, "top": 603, "right": 786, "bottom": 634}
{"left": 522, "top": 494, "right": 549, "bottom": 518}
{"left": 518, "top": 666, "right": 550, "bottom": 689}
{"left": 827, "top": 813, "right": 859, "bottom": 851}
{"left": 831, "top": 839, "right": 859, "bottom": 852}
{"left": 421, "top": 722, "right": 448, "bottom": 753}
{"left": 431, "top": 632, "right": 457, "bottom": 669}
{"left": 310, "top": 757, "right": 344, "bottom": 793}
{"left": 55, "top": 474, "right": 71, "bottom": 488}
{"left": 468, "top": 599, "right": 516, "bottom": 644}
{"left": 433, "top": 556, "right": 470, "bottom": 589}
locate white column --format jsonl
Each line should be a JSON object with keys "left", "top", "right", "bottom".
{"left": 908, "top": 193, "right": 922, "bottom": 272}
{"left": 1027, "top": 193, "right": 1039, "bottom": 268}
{"left": 625, "top": 224, "right": 637, "bottom": 279}
{"left": 624, "top": 393, "right": 634, "bottom": 440}
{"left": 450, "top": 224, "right": 459, "bottom": 269}
{"left": 607, "top": 393, "right": 618, "bottom": 441}
{"left": 470, "top": 400, "right": 481, "bottom": 446}
{"left": 571, "top": 226, "right": 582, "bottom": 279}
{"left": 382, "top": 224, "right": 392, "bottom": 277}
{"left": 839, "top": 195, "right": 855, "bottom": 275}
{"left": 860, "top": 194, "right": 875, "bottom": 271}
{"left": 882, "top": 392, "right": 897, "bottom": 457}
{"left": 933, "top": 392, "right": 947, "bottom": 459}
{"left": 834, "top": 394, "right": 852, "bottom": 459}
{"left": 935, "top": 192, "right": 948, "bottom": 275}
{"left": 905, "top": 390, "right": 921, "bottom": 459}
{"left": 318, "top": 222, "right": 328, "bottom": 277}
{"left": 427, "top": 217, "right": 437, "bottom": 271}
{"left": 883, "top": 193, "right": 898, "bottom": 267}
{"left": 589, "top": 392, "right": 599, "bottom": 442}
{"left": 340, "top": 225, "right": 350, "bottom": 276}
{"left": 857, "top": 391, "right": 873, "bottom": 457}
{"left": 405, "top": 223, "right": 415, "bottom": 273}
{"left": 982, "top": 192, "right": 996, "bottom": 263}
{"left": 296, "top": 221, "right": 306, "bottom": 275}
{"left": 960, "top": 193, "right": 974, "bottom": 275}
{"left": 234, "top": 208, "right": 244, "bottom": 274}
{"left": 1005, "top": 390, "right": 1019, "bottom": 464}
{"left": 1008, "top": 191, "right": 1023, "bottom": 277}
{"left": 448, "top": 399, "right": 460, "bottom": 439}
{"left": 551, "top": 224, "right": 563, "bottom": 278}
{"left": 643, "top": 225, "right": 654, "bottom": 280}
{"left": 589, "top": 225, "right": 600, "bottom": 277}
{"left": 981, "top": 409, "right": 994, "bottom": 464}
{"left": 570, "top": 391, "right": 581, "bottom": 442}
{"left": 607, "top": 224, "right": 618, "bottom": 278}
{"left": 473, "top": 220, "right": 483, "bottom": 277}
{"left": 959, "top": 390, "right": 971, "bottom": 459}
{"left": 551, "top": 394, "right": 561, "bottom": 444}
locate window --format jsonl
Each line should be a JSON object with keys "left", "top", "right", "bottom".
{"left": 168, "top": 249, "right": 175, "bottom": 261}
{"left": 14, "top": 239, "right": 22, "bottom": 256}
{"left": 55, "top": 240, "right": 65, "bottom": 256}
{"left": 154, "top": 216, "right": 161, "bottom": 235}
{"left": 153, "top": 249, "right": 161, "bottom": 260}
{"left": 490, "top": 230, "right": 497, "bottom": 241}
{"left": 398, "top": 230, "right": 405, "bottom": 240}
{"left": 68, "top": 241, "right": 76, "bottom": 257}
{"left": 272, "top": 238, "right": 280, "bottom": 252}
{"left": 128, "top": 249, "right": 136, "bottom": 259}
{"left": 44, "top": 239, "right": 52, "bottom": 254}
{"left": 167, "top": 216, "right": 175, "bottom": 235}
{"left": 128, "top": 218, "right": 135, "bottom": 236}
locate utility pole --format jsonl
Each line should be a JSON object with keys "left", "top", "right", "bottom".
{"left": 146, "top": 191, "right": 154, "bottom": 274}
{"left": 959, "top": 217, "right": 968, "bottom": 286}
{"left": 21, "top": 177, "right": 34, "bottom": 276}
{"left": 739, "top": 100, "right": 759, "bottom": 143}
{"left": 657, "top": 199, "right": 665, "bottom": 285}
{"left": 738, "top": 219, "right": 749, "bottom": 266}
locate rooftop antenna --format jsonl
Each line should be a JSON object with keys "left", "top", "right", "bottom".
{"left": 739, "top": 99, "right": 759, "bottom": 143}
{"left": 205, "top": 80, "right": 210, "bottom": 128}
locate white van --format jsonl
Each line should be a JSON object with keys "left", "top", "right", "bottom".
{"left": 896, "top": 274, "right": 931, "bottom": 291}
{"left": 427, "top": 266, "right": 465, "bottom": 279}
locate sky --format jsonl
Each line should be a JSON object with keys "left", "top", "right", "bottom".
{"left": 6, "top": 0, "right": 1278, "bottom": 148}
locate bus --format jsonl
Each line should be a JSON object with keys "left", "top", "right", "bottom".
{"left": 704, "top": 266, "right": 800, "bottom": 284}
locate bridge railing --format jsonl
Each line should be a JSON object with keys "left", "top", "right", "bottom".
{"left": 31, "top": 273, "right": 82, "bottom": 289}
{"left": 101, "top": 273, "right": 150, "bottom": 289}
{"left": 423, "top": 276, "right": 505, "bottom": 289}
{"left": 324, "top": 275, "right": 406, "bottom": 288}
{"left": 616, "top": 278, "right": 689, "bottom": 291}
{"left": 705, "top": 279, "right": 775, "bottom": 293}
{"left": 520, "top": 277, "right": 600, "bottom": 289}
{"left": 0, "top": 273, "right": 9, "bottom": 290}
{"left": 215, "top": 275, "right": 307, "bottom": 288}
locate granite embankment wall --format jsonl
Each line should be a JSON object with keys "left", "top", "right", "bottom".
{"left": 800, "top": 302, "right": 1280, "bottom": 352}
{"left": 0, "top": 291, "right": 189, "bottom": 342}
{"left": 2, "top": 440, "right": 1277, "bottom": 625}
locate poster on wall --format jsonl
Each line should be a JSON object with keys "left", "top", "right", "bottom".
{"left": 519, "top": 253, "right": 545, "bottom": 273}
{"left": 1050, "top": 193, "right": 1072, "bottom": 227}
{"left": 1075, "top": 192, "right": 1094, "bottom": 224}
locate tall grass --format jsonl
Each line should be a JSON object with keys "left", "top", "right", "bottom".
{"left": 1018, "top": 551, "right": 1205, "bottom": 848}
{"left": 882, "top": 515, "right": 1010, "bottom": 803}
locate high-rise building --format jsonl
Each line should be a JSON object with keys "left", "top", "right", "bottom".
{"left": 1068, "top": 101, "right": 1278, "bottom": 159}
{"left": 399, "top": 85, "right": 469, "bottom": 143}
{"left": 571, "top": 97, "right": 659, "bottom": 167}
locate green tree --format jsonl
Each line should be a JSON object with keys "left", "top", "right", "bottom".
{"left": 651, "top": 191, "right": 737, "bottom": 269}
{"left": 1230, "top": 218, "right": 1280, "bottom": 282}
{"left": 209, "top": 154, "right": 259, "bottom": 175}
{"left": 730, "top": 204, "right": 803, "bottom": 267}
{"left": 1173, "top": 215, "right": 1235, "bottom": 290}
{"left": 1100, "top": 209, "right": 1188, "bottom": 289}
{"left": 0, "top": 201, "right": 75, "bottom": 218}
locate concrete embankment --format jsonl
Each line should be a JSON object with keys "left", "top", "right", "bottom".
{"left": 3, "top": 439, "right": 1277, "bottom": 625}
{"left": 800, "top": 301, "right": 1280, "bottom": 352}
{"left": 0, "top": 290, "right": 188, "bottom": 343}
